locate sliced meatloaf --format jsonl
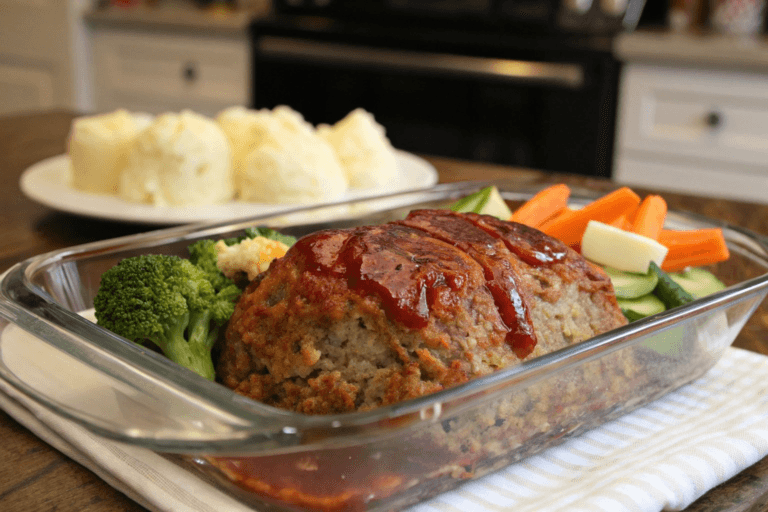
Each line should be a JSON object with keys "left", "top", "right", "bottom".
{"left": 218, "top": 209, "right": 627, "bottom": 414}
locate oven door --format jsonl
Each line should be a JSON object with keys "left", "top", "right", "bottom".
{"left": 252, "top": 31, "right": 618, "bottom": 177}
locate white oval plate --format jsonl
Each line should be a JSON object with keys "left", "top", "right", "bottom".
{"left": 20, "top": 151, "right": 438, "bottom": 225}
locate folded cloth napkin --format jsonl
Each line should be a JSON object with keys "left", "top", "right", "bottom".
{"left": 2, "top": 339, "right": 768, "bottom": 512}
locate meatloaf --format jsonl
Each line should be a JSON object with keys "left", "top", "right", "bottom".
{"left": 218, "top": 209, "right": 627, "bottom": 414}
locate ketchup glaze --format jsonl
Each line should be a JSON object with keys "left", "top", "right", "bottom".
{"left": 288, "top": 210, "right": 571, "bottom": 359}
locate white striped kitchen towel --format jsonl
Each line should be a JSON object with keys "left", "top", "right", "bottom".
{"left": 1, "top": 322, "right": 768, "bottom": 512}
{"left": 412, "top": 347, "right": 768, "bottom": 512}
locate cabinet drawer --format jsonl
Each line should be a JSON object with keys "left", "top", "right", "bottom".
{"left": 93, "top": 29, "right": 250, "bottom": 115}
{"left": 617, "top": 64, "right": 768, "bottom": 167}
{"left": 614, "top": 154, "right": 768, "bottom": 204}
{"left": 0, "top": 62, "right": 54, "bottom": 115}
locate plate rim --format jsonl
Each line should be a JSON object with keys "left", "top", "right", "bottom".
{"left": 19, "top": 151, "right": 438, "bottom": 225}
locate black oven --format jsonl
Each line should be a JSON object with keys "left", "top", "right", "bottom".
{"left": 270, "top": 0, "right": 648, "bottom": 35}
{"left": 250, "top": 13, "right": 625, "bottom": 177}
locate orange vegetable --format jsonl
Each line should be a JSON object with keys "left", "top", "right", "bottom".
{"left": 630, "top": 195, "right": 667, "bottom": 240}
{"left": 509, "top": 184, "right": 571, "bottom": 228}
{"left": 658, "top": 228, "right": 730, "bottom": 272}
{"left": 539, "top": 207, "right": 575, "bottom": 231}
{"left": 608, "top": 214, "right": 632, "bottom": 231}
{"left": 538, "top": 187, "right": 642, "bottom": 247}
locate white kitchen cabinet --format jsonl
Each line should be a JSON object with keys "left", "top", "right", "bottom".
{"left": 613, "top": 62, "right": 768, "bottom": 204}
{"left": 0, "top": 0, "right": 92, "bottom": 116}
{"left": 91, "top": 26, "right": 251, "bottom": 117}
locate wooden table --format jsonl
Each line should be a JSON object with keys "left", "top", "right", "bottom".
{"left": 1, "top": 110, "right": 767, "bottom": 512}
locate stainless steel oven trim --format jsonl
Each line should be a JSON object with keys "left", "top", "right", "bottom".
{"left": 257, "top": 36, "right": 585, "bottom": 89}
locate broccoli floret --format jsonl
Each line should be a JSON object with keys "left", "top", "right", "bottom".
{"left": 188, "top": 239, "right": 239, "bottom": 292}
{"left": 220, "top": 226, "right": 297, "bottom": 248}
{"left": 244, "top": 227, "right": 297, "bottom": 247}
{"left": 189, "top": 226, "right": 296, "bottom": 290}
{"left": 93, "top": 254, "right": 238, "bottom": 380}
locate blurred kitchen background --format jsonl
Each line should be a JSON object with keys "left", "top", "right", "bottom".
{"left": 1, "top": 0, "right": 767, "bottom": 203}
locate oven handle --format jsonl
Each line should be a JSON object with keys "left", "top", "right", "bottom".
{"left": 257, "top": 36, "right": 585, "bottom": 89}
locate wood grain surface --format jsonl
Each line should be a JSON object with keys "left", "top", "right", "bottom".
{"left": 0, "top": 110, "right": 767, "bottom": 512}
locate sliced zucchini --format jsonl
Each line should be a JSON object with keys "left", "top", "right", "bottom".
{"left": 450, "top": 186, "right": 512, "bottom": 220}
{"left": 669, "top": 268, "right": 726, "bottom": 299}
{"left": 649, "top": 262, "right": 695, "bottom": 309}
{"left": 617, "top": 294, "right": 667, "bottom": 322}
{"left": 450, "top": 187, "right": 488, "bottom": 214}
{"left": 603, "top": 266, "right": 659, "bottom": 299}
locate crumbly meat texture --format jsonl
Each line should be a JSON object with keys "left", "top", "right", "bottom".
{"left": 218, "top": 210, "right": 627, "bottom": 414}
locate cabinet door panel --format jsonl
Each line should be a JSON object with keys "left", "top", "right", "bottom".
{"left": 0, "top": 0, "right": 74, "bottom": 114}
{"left": 93, "top": 29, "right": 250, "bottom": 115}
{"left": 614, "top": 155, "right": 768, "bottom": 204}
{"left": 618, "top": 64, "right": 768, "bottom": 167}
{"left": 0, "top": 63, "right": 54, "bottom": 115}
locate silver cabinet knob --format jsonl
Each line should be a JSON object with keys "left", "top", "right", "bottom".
{"left": 183, "top": 62, "right": 197, "bottom": 83}
{"left": 601, "top": 0, "right": 628, "bottom": 15}
{"left": 706, "top": 111, "right": 723, "bottom": 128}
{"left": 564, "top": 0, "right": 594, "bottom": 14}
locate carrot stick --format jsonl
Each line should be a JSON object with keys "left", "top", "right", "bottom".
{"left": 538, "top": 187, "right": 642, "bottom": 247}
{"left": 626, "top": 204, "right": 640, "bottom": 226}
{"left": 608, "top": 214, "right": 632, "bottom": 231}
{"left": 630, "top": 195, "right": 667, "bottom": 240}
{"left": 538, "top": 207, "right": 575, "bottom": 232}
{"left": 510, "top": 184, "right": 571, "bottom": 228}
{"left": 658, "top": 228, "right": 728, "bottom": 249}
{"left": 658, "top": 228, "right": 730, "bottom": 271}
{"left": 662, "top": 249, "right": 729, "bottom": 272}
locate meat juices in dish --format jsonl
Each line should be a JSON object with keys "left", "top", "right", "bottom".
{"left": 218, "top": 210, "right": 627, "bottom": 414}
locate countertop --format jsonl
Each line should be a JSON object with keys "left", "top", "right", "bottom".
{"left": 1, "top": 110, "right": 768, "bottom": 511}
{"left": 615, "top": 28, "right": 768, "bottom": 72}
{"left": 84, "top": 1, "right": 270, "bottom": 35}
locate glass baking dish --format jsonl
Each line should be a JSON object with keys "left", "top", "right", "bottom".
{"left": 1, "top": 180, "right": 767, "bottom": 512}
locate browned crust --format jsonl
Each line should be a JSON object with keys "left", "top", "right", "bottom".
{"left": 218, "top": 211, "right": 627, "bottom": 415}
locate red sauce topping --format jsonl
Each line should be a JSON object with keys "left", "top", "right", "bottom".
{"left": 209, "top": 437, "right": 458, "bottom": 512}
{"left": 291, "top": 224, "right": 480, "bottom": 329}
{"left": 287, "top": 210, "right": 567, "bottom": 359}
{"left": 401, "top": 210, "right": 537, "bottom": 358}
{"left": 465, "top": 213, "right": 568, "bottom": 266}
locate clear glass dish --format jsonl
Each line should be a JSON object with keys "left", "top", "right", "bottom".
{"left": 1, "top": 180, "right": 767, "bottom": 512}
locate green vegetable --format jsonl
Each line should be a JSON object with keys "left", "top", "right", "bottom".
{"left": 618, "top": 294, "right": 666, "bottom": 322}
{"left": 648, "top": 261, "right": 695, "bottom": 309}
{"left": 189, "top": 226, "right": 297, "bottom": 291}
{"left": 603, "top": 266, "right": 659, "bottom": 299}
{"left": 641, "top": 324, "right": 687, "bottom": 358}
{"left": 222, "top": 226, "right": 297, "bottom": 248}
{"left": 669, "top": 268, "right": 726, "bottom": 299}
{"left": 188, "top": 239, "right": 241, "bottom": 293}
{"left": 450, "top": 186, "right": 490, "bottom": 213}
{"left": 449, "top": 186, "right": 513, "bottom": 220}
{"left": 93, "top": 254, "right": 239, "bottom": 380}
{"left": 612, "top": 264, "right": 722, "bottom": 323}
{"left": 247, "top": 226, "right": 297, "bottom": 247}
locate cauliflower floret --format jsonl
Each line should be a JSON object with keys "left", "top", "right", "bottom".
{"left": 317, "top": 108, "right": 399, "bottom": 191}
{"left": 118, "top": 110, "right": 234, "bottom": 206}
{"left": 215, "top": 237, "right": 289, "bottom": 282}
{"left": 67, "top": 109, "right": 153, "bottom": 195}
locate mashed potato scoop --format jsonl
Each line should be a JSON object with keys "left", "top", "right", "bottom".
{"left": 317, "top": 108, "right": 399, "bottom": 191}
{"left": 119, "top": 110, "right": 234, "bottom": 207}
{"left": 68, "top": 109, "right": 153, "bottom": 195}
{"left": 227, "top": 106, "right": 348, "bottom": 204}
